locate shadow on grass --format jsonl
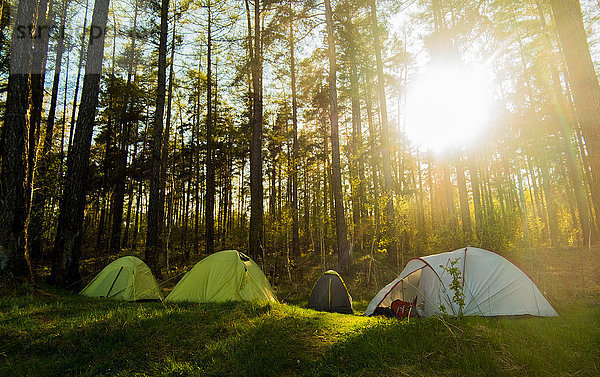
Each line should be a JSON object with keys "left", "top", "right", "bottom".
{"left": 1, "top": 296, "right": 349, "bottom": 376}
{"left": 1, "top": 290, "right": 597, "bottom": 377}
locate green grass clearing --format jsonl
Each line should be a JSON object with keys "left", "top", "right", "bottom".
{"left": 1, "top": 247, "right": 598, "bottom": 376}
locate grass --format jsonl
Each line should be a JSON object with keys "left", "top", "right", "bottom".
{"left": 1, "top": 247, "right": 599, "bottom": 376}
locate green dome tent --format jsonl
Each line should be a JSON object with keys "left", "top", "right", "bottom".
{"left": 80, "top": 256, "right": 163, "bottom": 301}
{"left": 308, "top": 270, "right": 353, "bottom": 314}
{"left": 165, "top": 250, "right": 277, "bottom": 303}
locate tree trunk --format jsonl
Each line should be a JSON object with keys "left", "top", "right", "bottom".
{"left": 95, "top": 16, "right": 118, "bottom": 253}
{"left": 442, "top": 161, "right": 456, "bottom": 228}
{"left": 370, "top": 0, "right": 394, "bottom": 225}
{"left": 206, "top": 2, "right": 215, "bottom": 254}
{"left": 67, "top": 0, "right": 90, "bottom": 153}
{"left": 468, "top": 155, "right": 483, "bottom": 240}
{"left": 289, "top": 1, "right": 299, "bottom": 257}
{"left": 325, "top": 0, "right": 350, "bottom": 274}
{"left": 516, "top": 168, "right": 530, "bottom": 247}
{"left": 456, "top": 157, "right": 471, "bottom": 241}
{"left": 160, "top": 5, "right": 176, "bottom": 253}
{"left": 110, "top": 0, "right": 139, "bottom": 255}
{"left": 364, "top": 66, "right": 380, "bottom": 239}
{"left": 539, "top": 153, "right": 559, "bottom": 246}
{"left": 193, "top": 58, "right": 200, "bottom": 256}
{"left": 550, "top": 0, "right": 600, "bottom": 243}
{"left": 27, "top": 0, "right": 51, "bottom": 214}
{"left": 249, "top": 0, "right": 264, "bottom": 259}
{"left": 51, "top": 0, "right": 110, "bottom": 287}
{"left": 348, "top": 23, "right": 363, "bottom": 256}
{"left": 0, "top": 0, "right": 37, "bottom": 279}
{"left": 29, "top": 0, "right": 68, "bottom": 263}
{"left": 145, "top": 0, "right": 169, "bottom": 277}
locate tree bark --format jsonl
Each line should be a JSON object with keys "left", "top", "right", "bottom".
{"left": 249, "top": 0, "right": 264, "bottom": 259}
{"left": 27, "top": 0, "right": 51, "bottom": 220}
{"left": 348, "top": 18, "right": 363, "bottom": 256}
{"left": 370, "top": 0, "right": 394, "bottom": 224}
{"left": 0, "top": 0, "right": 37, "bottom": 279}
{"left": 160, "top": 4, "right": 176, "bottom": 252}
{"left": 67, "top": 0, "right": 90, "bottom": 153}
{"left": 289, "top": 0, "right": 299, "bottom": 257}
{"left": 364, "top": 66, "right": 380, "bottom": 238}
{"left": 539, "top": 153, "right": 559, "bottom": 246}
{"left": 325, "top": 0, "right": 349, "bottom": 274}
{"left": 206, "top": 1, "right": 215, "bottom": 254}
{"left": 110, "top": 0, "right": 139, "bottom": 254}
{"left": 550, "top": 0, "right": 600, "bottom": 243}
{"left": 145, "top": 0, "right": 169, "bottom": 276}
{"left": 51, "top": 0, "right": 110, "bottom": 287}
{"left": 29, "top": 0, "right": 68, "bottom": 262}
{"left": 456, "top": 157, "right": 472, "bottom": 241}
{"left": 468, "top": 155, "right": 483, "bottom": 240}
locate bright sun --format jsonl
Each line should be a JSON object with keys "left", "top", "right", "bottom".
{"left": 405, "top": 63, "right": 493, "bottom": 152}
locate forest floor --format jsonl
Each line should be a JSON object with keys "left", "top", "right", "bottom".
{"left": 1, "top": 247, "right": 599, "bottom": 376}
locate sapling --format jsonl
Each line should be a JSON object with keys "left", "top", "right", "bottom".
{"left": 439, "top": 258, "right": 465, "bottom": 317}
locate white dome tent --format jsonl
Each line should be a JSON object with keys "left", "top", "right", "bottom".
{"left": 365, "top": 247, "right": 558, "bottom": 317}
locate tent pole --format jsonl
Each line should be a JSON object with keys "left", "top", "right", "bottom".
{"left": 106, "top": 267, "right": 124, "bottom": 297}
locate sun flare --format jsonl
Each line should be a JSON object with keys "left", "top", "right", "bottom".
{"left": 405, "top": 64, "right": 494, "bottom": 152}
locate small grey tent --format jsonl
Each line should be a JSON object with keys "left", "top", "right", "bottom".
{"left": 308, "top": 270, "right": 353, "bottom": 314}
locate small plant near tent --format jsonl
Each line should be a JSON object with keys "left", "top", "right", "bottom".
{"left": 439, "top": 258, "right": 465, "bottom": 317}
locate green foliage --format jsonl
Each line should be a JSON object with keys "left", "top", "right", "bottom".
{"left": 439, "top": 257, "right": 466, "bottom": 317}
{"left": 429, "top": 222, "right": 464, "bottom": 253}
{"left": 477, "top": 209, "right": 520, "bottom": 254}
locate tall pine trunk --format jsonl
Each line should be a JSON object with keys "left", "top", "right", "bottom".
{"left": 289, "top": 1, "right": 299, "bottom": 256}
{"left": 550, "top": 0, "right": 600, "bottom": 243}
{"left": 249, "top": 0, "right": 264, "bottom": 259}
{"left": 110, "top": 0, "right": 139, "bottom": 254}
{"left": 145, "top": 0, "right": 169, "bottom": 276}
{"left": 468, "top": 155, "right": 483, "bottom": 240}
{"left": 0, "top": 0, "right": 37, "bottom": 279}
{"left": 205, "top": 2, "right": 215, "bottom": 254}
{"left": 348, "top": 18, "right": 363, "bottom": 256}
{"left": 325, "top": 0, "right": 349, "bottom": 274}
{"left": 27, "top": 0, "right": 51, "bottom": 214}
{"left": 160, "top": 5, "right": 176, "bottom": 253}
{"left": 370, "top": 0, "right": 394, "bottom": 226}
{"left": 51, "top": 0, "right": 110, "bottom": 287}
{"left": 456, "top": 157, "right": 472, "bottom": 241}
{"left": 67, "top": 0, "right": 90, "bottom": 153}
{"left": 29, "top": 0, "right": 69, "bottom": 263}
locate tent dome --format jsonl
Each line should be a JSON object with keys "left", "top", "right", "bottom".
{"left": 165, "top": 250, "right": 277, "bottom": 303}
{"left": 365, "top": 247, "right": 558, "bottom": 317}
{"left": 308, "top": 270, "right": 353, "bottom": 314}
{"left": 80, "top": 256, "right": 163, "bottom": 301}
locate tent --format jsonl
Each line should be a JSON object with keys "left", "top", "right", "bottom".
{"left": 308, "top": 270, "right": 353, "bottom": 314}
{"left": 80, "top": 256, "right": 163, "bottom": 301}
{"left": 365, "top": 247, "right": 558, "bottom": 317}
{"left": 165, "top": 249, "right": 277, "bottom": 303}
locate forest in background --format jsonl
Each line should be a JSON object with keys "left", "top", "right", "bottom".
{"left": 1, "top": 0, "right": 600, "bottom": 288}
